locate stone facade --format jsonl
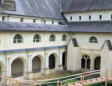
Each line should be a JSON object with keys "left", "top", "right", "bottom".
{"left": 0, "top": 0, "right": 111, "bottom": 82}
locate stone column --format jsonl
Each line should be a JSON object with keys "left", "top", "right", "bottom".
{"left": 4, "top": 53, "right": 11, "bottom": 85}
{"left": 58, "top": 50, "right": 63, "bottom": 71}
{"left": 26, "top": 51, "right": 33, "bottom": 79}
{"left": 44, "top": 50, "right": 49, "bottom": 75}
{"left": 85, "top": 58, "right": 87, "bottom": 70}
{"left": 90, "top": 55, "right": 94, "bottom": 70}
{"left": 4, "top": 54, "right": 11, "bottom": 77}
{"left": 24, "top": 60, "right": 28, "bottom": 79}
{"left": 7, "top": 58, "right": 11, "bottom": 77}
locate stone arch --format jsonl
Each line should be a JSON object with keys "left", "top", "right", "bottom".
{"left": 87, "top": 58, "right": 91, "bottom": 69}
{"left": 62, "top": 52, "right": 67, "bottom": 70}
{"left": 81, "top": 58, "right": 85, "bottom": 68}
{"left": 49, "top": 53, "right": 57, "bottom": 70}
{"left": 94, "top": 56, "right": 101, "bottom": 70}
{"left": 11, "top": 58, "right": 25, "bottom": 77}
{"left": 81, "top": 55, "right": 91, "bottom": 69}
{"left": 32, "top": 55, "right": 42, "bottom": 73}
{"left": 11, "top": 57, "right": 26, "bottom": 66}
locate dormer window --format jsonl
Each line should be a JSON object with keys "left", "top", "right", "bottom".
{"left": 4, "top": 0, "right": 16, "bottom": 11}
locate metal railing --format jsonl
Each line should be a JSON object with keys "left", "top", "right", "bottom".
{"left": 0, "top": 70, "right": 110, "bottom": 86}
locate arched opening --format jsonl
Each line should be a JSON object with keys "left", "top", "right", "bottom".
{"left": 89, "top": 36, "right": 98, "bottom": 43}
{"left": 49, "top": 54, "right": 55, "bottom": 69}
{"left": 87, "top": 58, "right": 91, "bottom": 69}
{"left": 32, "top": 56, "right": 41, "bottom": 73}
{"left": 49, "top": 34, "right": 56, "bottom": 42}
{"left": 62, "top": 52, "right": 67, "bottom": 70}
{"left": 11, "top": 58, "right": 24, "bottom": 77}
{"left": 94, "top": 56, "right": 101, "bottom": 70}
{"left": 81, "top": 55, "right": 91, "bottom": 69}
{"left": 62, "top": 34, "right": 67, "bottom": 41}
{"left": 13, "top": 34, "right": 23, "bottom": 43}
{"left": 33, "top": 34, "right": 41, "bottom": 43}
{"left": 81, "top": 58, "right": 85, "bottom": 68}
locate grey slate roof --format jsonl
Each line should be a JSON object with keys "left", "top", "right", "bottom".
{"left": 67, "top": 21, "right": 112, "bottom": 33}
{"left": 1, "top": 21, "right": 112, "bottom": 33}
{"left": 0, "top": 45, "right": 67, "bottom": 54}
{"left": 1, "top": 0, "right": 62, "bottom": 19}
{"left": 61, "top": 0, "right": 112, "bottom": 12}
{"left": 0, "top": 21, "right": 69, "bottom": 32}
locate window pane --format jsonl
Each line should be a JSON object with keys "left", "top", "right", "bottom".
{"left": 13, "top": 34, "right": 22, "bottom": 44}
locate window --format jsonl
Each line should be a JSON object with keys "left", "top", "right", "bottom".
{"left": 0, "top": 0, "right": 3, "bottom": 7}
{"left": 89, "top": 16, "right": 91, "bottom": 20}
{"left": 13, "top": 34, "right": 23, "bottom": 43}
{"left": 33, "top": 34, "right": 40, "bottom": 43}
{"left": 62, "top": 34, "right": 66, "bottom": 41}
{"left": 89, "top": 36, "right": 98, "bottom": 43}
{"left": 70, "top": 16, "right": 72, "bottom": 20}
{"left": 99, "top": 15, "right": 102, "bottom": 20}
{"left": 81, "top": 55, "right": 90, "bottom": 69}
{"left": 79, "top": 16, "right": 81, "bottom": 20}
{"left": 21, "top": 18, "right": 24, "bottom": 22}
{"left": 0, "top": 0, "right": 1, "bottom": 5}
{"left": 2, "top": 16, "right": 5, "bottom": 21}
{"left": 111, "top": 14, "right": 112, "bottom": 20}
{"left": 43, "top": 20, "right": 46, "bottom": 24}
{"left": 33, "top": 19, "right": 36, "bottom": 23}
{"left": 49, "top": 34, "right": 55, "bottom": 42}
{"left": 52, "top": 21, "right": 54, "bottom": 24}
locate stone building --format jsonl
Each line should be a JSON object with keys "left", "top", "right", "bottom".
{"left": 0, "top": 0, "right": 111, "bottom": 80}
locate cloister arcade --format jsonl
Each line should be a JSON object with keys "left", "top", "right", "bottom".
{"left": 11, "top": 58, "right": 24, "bottom": 77}
{"left": 62, "top": 52, "right": 67, "bottom": 70}
{"left": 0, "top": 49, "right": 102, "bottom": 79}
{"left": 81, "top": 55, "right": 101, "bottom": 70}
{"left": 32, "top": 56, "right": 42, "bottom": 73}
{"left": 0, "top": 49, "right": 66, "bottom": 78}
{"left": 49, "top": 54, "right": 56, "bottom": 70}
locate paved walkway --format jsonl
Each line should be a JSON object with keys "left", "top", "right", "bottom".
{"left": 68, "top": 77, "right": 109, "bottom": 86}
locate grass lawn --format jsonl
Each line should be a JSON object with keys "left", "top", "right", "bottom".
{"left": 63, "top": 79, "right": 79, "bottom": 84}
{"left": 35, "top": 70, "right": 101, "bottom": 86}
{"left": 87, "top": 82, "right": 112, "bottom": 86}
{"left": 38, "top": 78, "right": 80, "bottom": 86}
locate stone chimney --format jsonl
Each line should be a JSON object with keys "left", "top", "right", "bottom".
{"left": 4, "top": 0, "right": 16, "bottom": 11}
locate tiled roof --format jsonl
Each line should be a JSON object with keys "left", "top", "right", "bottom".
{"left": 0, "top": 21, "right": 112, "bottom": 33}
{"left": 61, "top": 0, "right": 112, "bottom": 12}
{"left": 1, "top": 0, "right": 62, "bottom": 19}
